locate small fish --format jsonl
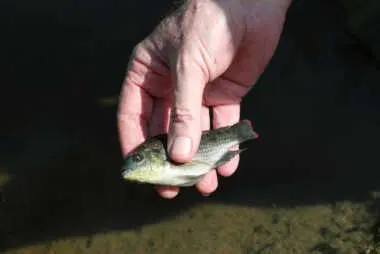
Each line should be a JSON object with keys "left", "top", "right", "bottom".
{"left": 121, "top": 120, "right": 259, "bottom": 187}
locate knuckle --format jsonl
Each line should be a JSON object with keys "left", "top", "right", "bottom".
{"left": 132, "top": 42, "right": 145, "bottom": 56}
{"left": 170, "top": 106, "right": 194, "bottom": 124}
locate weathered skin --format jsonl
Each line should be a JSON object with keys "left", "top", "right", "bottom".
{"left": 121, "top": 120, "right": 258, "bottom": 187}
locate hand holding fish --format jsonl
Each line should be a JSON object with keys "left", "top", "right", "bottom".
{"left": 118, "top": 0, "right": 291, "bottom": 198}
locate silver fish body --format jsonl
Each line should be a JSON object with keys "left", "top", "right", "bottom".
{"left": 121, "top": 120, "right": 258, "bottom": 187}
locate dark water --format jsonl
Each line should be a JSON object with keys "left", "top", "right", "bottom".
{"left": 1, "top": 0, "right": 380, "bottom": 252}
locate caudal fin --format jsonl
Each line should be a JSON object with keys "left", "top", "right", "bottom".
{"left": 234, "top": 120, "right": 259, "bottom": 142}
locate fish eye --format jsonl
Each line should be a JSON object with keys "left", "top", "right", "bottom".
{"left": 132, "top": 153, "right": 144, "bottom": 163}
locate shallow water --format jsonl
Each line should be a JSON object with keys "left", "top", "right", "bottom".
{"left": 2, "top": 0, "right": 380, "bottom": 253}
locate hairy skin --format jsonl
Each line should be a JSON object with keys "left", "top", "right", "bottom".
{"left": 118, "top": 0, "right": 292, "bottom": 198}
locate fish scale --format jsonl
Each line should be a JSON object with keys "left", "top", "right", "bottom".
{"left": 194, "top": 140, "right": 237, "bottom": 164}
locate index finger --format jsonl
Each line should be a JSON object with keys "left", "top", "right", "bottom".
{"left": 117, "top": 80, "right": 153, "bottom": 156}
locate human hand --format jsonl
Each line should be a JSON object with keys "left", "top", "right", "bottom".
{"left": 118, "top": 0, "right": 291, "bottom": 198}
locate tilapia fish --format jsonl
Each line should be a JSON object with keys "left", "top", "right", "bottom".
{"left": 121, "top": 120, "right": 259, "bottom": 187}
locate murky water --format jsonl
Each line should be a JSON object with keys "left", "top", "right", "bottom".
{"left": 2, "top": 0, "right": 380, "bottom": 253}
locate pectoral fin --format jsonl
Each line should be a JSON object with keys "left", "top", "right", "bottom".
{"left": 214, "top": 148, "right": 247, "bottom": 168}
{"left": 172, "top": 160, "right": 213, "bottom": 187}
{"left": 169, "top": 149, "right": 246, "bottom": 187}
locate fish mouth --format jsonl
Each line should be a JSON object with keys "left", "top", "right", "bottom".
{"left": 121, "top": 168, "right": 132, "bottom": 178}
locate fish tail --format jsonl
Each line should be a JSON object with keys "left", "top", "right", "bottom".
{"left": 234, "top": 120, "right": 259, "bottom": 142}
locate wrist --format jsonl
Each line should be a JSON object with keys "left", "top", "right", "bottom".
{"left": 240, "top": 0, "right": 292, "bottom": 31}
{"left": 241, "top": 0, "right": 292, "bottom": 15}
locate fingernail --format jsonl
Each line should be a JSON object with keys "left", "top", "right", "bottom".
{"left": 171, "top": 136, "right": 192, "bottom": 158}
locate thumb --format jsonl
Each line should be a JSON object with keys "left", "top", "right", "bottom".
{"left": 168, "top": 57, "right": 207, "bottom": 163}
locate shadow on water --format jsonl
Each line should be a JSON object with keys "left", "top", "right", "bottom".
{"left": 1, "top": 0, "right": 380, "bottom": 251}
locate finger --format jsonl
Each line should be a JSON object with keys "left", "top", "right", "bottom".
{"left": 200, "top": 105, "right": 210, "bottom": 131}
{"left": 203, "top": 76, "right": 248, "bottom": 106}
{"left": 117, "top": 82, "right": 153, "bottom": 157}
{"left": 167, "top": 56, "right": 207, "bottom": 163}
{"left": 148, "top": 99, "right": 171, "bottom": 137}
{"left": 155, "top": 185, "right": 179, "bottom": 199}
{"left": 156, "top": 106, "right": 212, "bottom": 198}
{"left": 150, "top": 99, "right": 180, "bottom": 198}
{"left": 195, "top": 106, "right": 219, "bottom": 195}
{"left": 212, "top": 104, "right": 241, "bottom": 177}
{"left": 118, "top": 42, "right": 169, "bottom": 156}
{"left": 196, "top": 170, "right": 218, "bottom": 195}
